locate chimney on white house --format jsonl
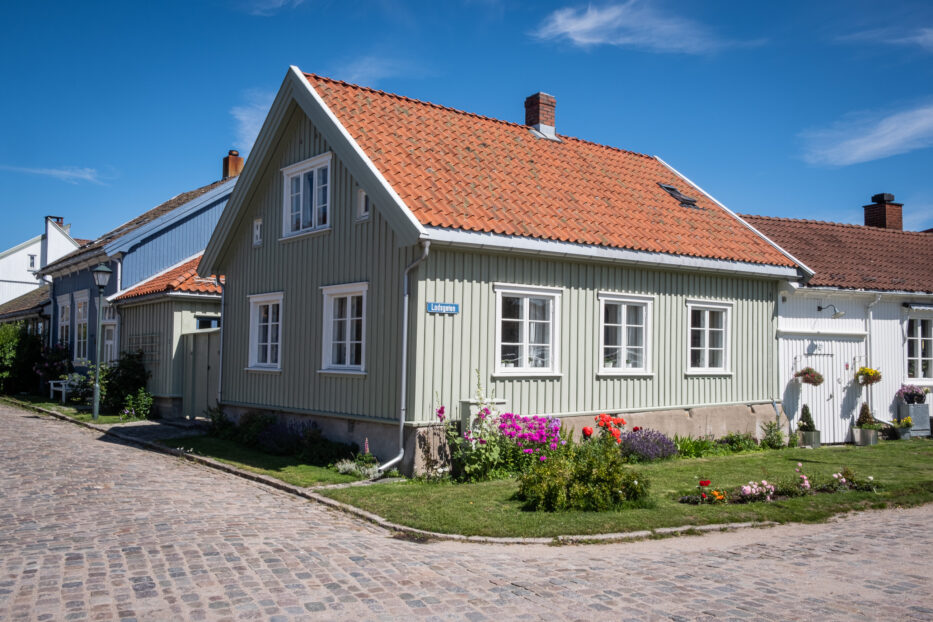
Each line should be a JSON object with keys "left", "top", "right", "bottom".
{"left": 223, "top": 150, "right": 244, "bottom": 179}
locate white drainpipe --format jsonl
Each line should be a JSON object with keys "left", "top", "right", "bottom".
{"left": 214, "top": 276, "right": 225, "bottom": 406}
{"left": 865, "top": 294, "right": 882, "bottom": 418}
{"left": 379, "top": 241, "right": 431, "bottom": 473}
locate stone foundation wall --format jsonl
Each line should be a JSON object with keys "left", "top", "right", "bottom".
{"left": 152, "top": 397, "right": 182, "bottom": 420}
{"left": 561, "top": 402, "right": 790, "bottom": 442}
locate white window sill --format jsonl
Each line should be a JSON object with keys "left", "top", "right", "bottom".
{"left": 245, "top": 366, "right": 281, "bottom": 374}
{"left": 685, "top": 370, "right": 733, "bottom": 377}
{"left": 279, "top": 227, "right": 332, "bottom": 243}
{"left": 492, "top": 371, "right": 563, "bottom": 379}
{"left": 597, "top": 371, "right": 654, "bottom": 378}
{"left": 318, "top": 369, "right": 367, "bottom": 377}
{"left": 355, "top": 215, "right": 370, "bottom": 223}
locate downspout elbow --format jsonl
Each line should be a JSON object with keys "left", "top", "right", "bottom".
{"left": 378, "top": 240, "right": 431, "bottom": 474}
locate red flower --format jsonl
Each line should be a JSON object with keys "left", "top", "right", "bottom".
{"left": 632, "top": 426, "right": 641, "bottom": 432}
{"left": 701, "top": 493, "right": 707, "bottom": 499}
{"left": 699, "top": 480, "right": 711, "bottom": 487}
{"left": 582, "top": 426, "right": 593, "bottom": 438}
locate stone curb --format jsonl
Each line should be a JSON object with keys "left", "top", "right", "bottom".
{"left": 2, "top": 396, "right": 779, "bottom": 546}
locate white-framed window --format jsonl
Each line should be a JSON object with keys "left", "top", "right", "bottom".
{"left": 281, "top": 153, "right": 331, "bottom": 238}
{"left": 57, "top": 295, "right": 71, "bottom": 349}
{"left": 357, "top": 188, "right": 371, "bottom": 221}
{"left": 28, "top": 254, "right": 36, "bottom": 270}
{"left": 494, "top": 284, "right": 561, "bottom": 375}
{"left": 686, "top": 300, "right": 732, "bottom": 373}
{"left": 907, "top": 317, "right": 933, "bottom": 380}
{"left": 321, "top": 283, "right": 368, "bottom": 372}
{"left": 253, "top": 218, "right": 263, "bottom": 246}
{"left": 101, "top": 302, "right": 118, "bottom": 363}
{"left": 248, "top": 292, "right": 283, "bottom": 370}
{"left": 598, "top": 293, "right": 653, "bottom": 374}
{"left": 73, "top": 290, "right": 89, "bottom": 362}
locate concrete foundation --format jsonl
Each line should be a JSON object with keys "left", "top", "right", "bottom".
{"left": 562, "top": 402, "right": 790, "bottom": 443}
{"left": 152, "top": 396, "right": 183, "bottom": 420}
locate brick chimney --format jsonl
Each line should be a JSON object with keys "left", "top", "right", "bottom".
{"left": 863, "top": 193, "right": 902, "bottom": 230}
{"left": 222, "top": 150, "right": 244, "bottom": 179}
{"left": 525, "top": 92, "right": 556, "bottom": 138}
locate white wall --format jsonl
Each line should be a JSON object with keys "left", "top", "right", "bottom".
{"left": 778, "top": 288, "right": 933, "bottom": 442}
{"left": 0, "top": 236, "right": 43, "bottom": 305}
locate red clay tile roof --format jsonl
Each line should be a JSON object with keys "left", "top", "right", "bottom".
{"left": 306, "top": 74, "right": 795, "bottom": 268}
{"left": 114, "top": 255, "right": 222, "bottom": 302}
{"left": 44, "top": 179, "right": 229, "bottom": 273}
{"left": 742, "top": 215, "right": 933, "bottom": 293}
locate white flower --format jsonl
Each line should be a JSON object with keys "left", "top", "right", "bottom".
{"left": 633, "top": 480, "right": 638, "bottom": 486}
{"left": 868, "top": 476, "right": 874, "bottom": 481}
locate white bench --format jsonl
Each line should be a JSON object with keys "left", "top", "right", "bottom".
{"left": 48, "top": 379, "right": 77, "bottom": 404}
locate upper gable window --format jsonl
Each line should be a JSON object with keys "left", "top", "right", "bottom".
{"left": 253, "top": 218, "right": 263, "bottom": 246}
{"left": 281, "top": 153, "right": 332, "bottom": 238}
{"left": 28, "top": 254, "right": 36, "bottom": 270}
{"left": 357, "top": 189, "right": 371, "bottom": 221}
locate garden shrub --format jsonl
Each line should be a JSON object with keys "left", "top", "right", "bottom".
{"left": 205, "top": 405, "right": 236, "bottom": 439}
{"left": 797, "top": 405, "right": 816, "bottom": 432}
{"left": 717, "top": 432, "right": 760, "bottom": 453}
{"left": 35, "top": 343, "right": 72, "bottom": 384}
{"left": 235, "top": 411, "right": 277, "bottom": 448}
{"left": 0, "top": 324, "right": 43, "bottom": 394}
{"left": 102, "top": 350, "right": 150, "bottom": 413}
{"left": 122, "top": 387, "right": 154, "bottom": 420}
{"left": 673, "top": 435, "right": 726, "bottom": 458}
{"left": 759, "top": 421, "right": 785, "bottom": 449}
{"left": 618, "top": 428, "right": 677, "bottom": 462}
{"left": 298, "top": 427, "right": 358, "bottom": 466}
{"left": 518, "top": 434, "right": 649, "bottom": 512}
{"left": 0, "top": 323, "right": 20, "bottom": 393}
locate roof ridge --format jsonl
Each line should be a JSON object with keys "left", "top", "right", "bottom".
{"left": 305, "top": 73, "right": 655, "bottom": 161}
{"left": 742, "top": 213, "right": 933, "bottom": 237}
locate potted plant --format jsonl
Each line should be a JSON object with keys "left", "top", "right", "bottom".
{"left": 852, "top": 402, "right": 881, "bottom": 446}
{"left": 796, "top": 404, "right": 820, "bottom": 448}
{"left": 855, "top": 366, "right": 882, "bottom": 386}
{"left": 891, "top": 416, "right": 913, "bottom": 440}
{"left": 896, "top": 385, "right": 931, "bottom": 438}
{"left": 794, "top": 367, "right": 824, "bottom": 386}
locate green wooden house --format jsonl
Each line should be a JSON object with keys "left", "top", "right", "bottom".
{"left": 200, "top": 67, "right": 809, "bottom": 473}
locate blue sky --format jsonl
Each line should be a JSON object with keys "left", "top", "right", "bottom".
{"left": 2, "top": 0, "right": 932, "bottom": 251}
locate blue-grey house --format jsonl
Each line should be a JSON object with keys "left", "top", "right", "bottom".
{"left": 39, "top": 150, "right": 241, "bottom": 416}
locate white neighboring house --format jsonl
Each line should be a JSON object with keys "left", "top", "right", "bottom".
{"left": 745, "top": 193, "right": 933, "bottom": 443}
{"left": 0, "top": 216, "right": 82, "bottom": 306}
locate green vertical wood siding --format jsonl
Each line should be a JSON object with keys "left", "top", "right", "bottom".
{"left": 218, "top": 104, "right": 417, "bottom": 420}
{"left": 120, "top": 298, "right": 220, "bottom": 397}
{"left": 411, "top": 248, "right": 779, "bottom": 422}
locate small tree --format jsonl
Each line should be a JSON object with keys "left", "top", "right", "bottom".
{"left": 855, "top": 402, "right": 880, "bottom": 429}
{"left": 797, "top": 404, "right": 817, "bottom": 432}
{"left": 0, "top": 323, "right": 20, "bottom": 393}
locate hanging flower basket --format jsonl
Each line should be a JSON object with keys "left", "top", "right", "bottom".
{"left": 794, "top": 367, "right": 825, "bottom": 386}
{"left": 855, "top": 366, "right": 882, "bottom": 386}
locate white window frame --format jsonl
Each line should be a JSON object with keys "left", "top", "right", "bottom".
{"left": 57, "top": 294, "right": 71, "bottom": 350}
{"left": 685, "top": 299, "right": 732, "bottom": 375}
{"left": 493, "top": 283, "right": 562, "bottom": 377}
{"left": 320, "top": 282, "right": 368, "bottom": 374}
{"left": 28, "top": 254, "right": 36, "bottom": 270}
{"left": 100, "top": 301, "right": 119, "bottom": 364}
{"left": 906, "top": 315, "right": 933, "bottom": 382}
{"left": 357, "top": 188, "right": 371, "bottom": 221}
{"left": 253, "top": 218, "right": 263, "bottom": 246}
{"left": 247, "top": 292, "right": 284, "bottom": 371}
{"left": 597, "top": 292, "right": 653, "bottom": 376}
{"left": 281, "top": 152, "right": 332, "bottom": 239}
{"left": 73, "top": 290, "right": 90, "bottom": 363}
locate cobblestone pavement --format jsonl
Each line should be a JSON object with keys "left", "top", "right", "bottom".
{"left": 2, "top": 403, "right": 933, "bottom": 622}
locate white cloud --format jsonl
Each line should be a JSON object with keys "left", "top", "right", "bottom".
{"left": 0, "top": 165, "right": 104, "bottom": 184}
{"left": 838, "top": 27, "right": 933, "bottom": 53}
{"left": 230, "top": 90, "right": 274, "bottom": 154}
{"left": 801, "top": 103, "right": 933, "bottom": 166}
{"left": 236, "top": 0, "right": 304, "bottom": 16}
{"left": 533, "top": 1, "right": 754, "bottom": 54}
{"left": 334, "top": 55, "right": 427, "bottom": 86}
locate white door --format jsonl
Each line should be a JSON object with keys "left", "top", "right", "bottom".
{"left": 102, "top": 324, "right": 117, "bottom": 363}
{"left": 781, "top": 336, "right": 865, "bottom": 443}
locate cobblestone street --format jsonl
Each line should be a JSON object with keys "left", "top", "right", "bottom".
{"left": 2, "top": 403, "right": 932, "bottom": 621}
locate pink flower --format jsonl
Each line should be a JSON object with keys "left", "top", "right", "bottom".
{"left": 539, "top": 455, "right": 547, "bottom": 461}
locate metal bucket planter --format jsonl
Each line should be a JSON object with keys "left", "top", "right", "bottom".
{"left": 797, "top": 430, "right": 821, "bottom": 449}
{"left": 899, "top": 403, "right": 931, "bottom": 437}
{"left": 852, "top": 428, "right": 878, "bottom": 446}
{"left": 892, "top": 427, "right": 912, "bottom": 440}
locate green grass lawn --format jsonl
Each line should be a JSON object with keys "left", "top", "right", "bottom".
{"left": 161, "top": 435, "right": 360, "bottom": 487}
{"left": 321, "top": 439, "right": 933, "bottom": 537}
{"left": 1, "top": 394, "right": 129, "bottom": 424}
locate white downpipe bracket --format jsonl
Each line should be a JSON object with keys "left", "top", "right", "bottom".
{"left": 379, "top": 241, "right": 431, "bottom": 473}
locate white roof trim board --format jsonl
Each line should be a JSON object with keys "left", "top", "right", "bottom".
{"left": 426, "top": 227, "right": 800, "bottom": 279}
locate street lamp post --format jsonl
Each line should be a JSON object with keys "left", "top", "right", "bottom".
{"left": 91, "top": 263, "right": 112, "bottom": 421}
